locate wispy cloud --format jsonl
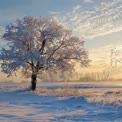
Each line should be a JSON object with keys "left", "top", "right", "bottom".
{"left": 84, "top": 0, "right": 93, "bottom": 3}
{"left": 53, "top": 0, "right": 122, "bottom": 39}
{"left": 49, "top": 11, "right": 60, "bottom": 15}
{"left": 73, "top": 0, "right": 93, "bottom": 3}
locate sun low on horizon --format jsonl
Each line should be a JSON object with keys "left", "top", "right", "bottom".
{"left": 0, "top": 0, "right": 122, "bottom": 82}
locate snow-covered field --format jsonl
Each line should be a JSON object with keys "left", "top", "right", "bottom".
{"left": 0, "top": 82, "right": 122, "bottom": 122}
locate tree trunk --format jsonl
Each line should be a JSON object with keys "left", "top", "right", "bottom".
{"left": 31, "top": 74, "right": 37, "bottom": 91}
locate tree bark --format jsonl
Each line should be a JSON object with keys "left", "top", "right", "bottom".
{"left": 31, "top": 74, "right": 37, "bottom": 91}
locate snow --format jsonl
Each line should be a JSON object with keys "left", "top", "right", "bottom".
{"left": 0, "top": 82, "right": 122, "bottom": 122}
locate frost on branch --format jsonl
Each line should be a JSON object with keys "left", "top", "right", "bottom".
{"left": 0, "top": 16, "right": 90, "bottom": 78}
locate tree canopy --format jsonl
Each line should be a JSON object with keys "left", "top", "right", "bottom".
{"left": 0, "top": 16, "right": 90, "bottom": 90}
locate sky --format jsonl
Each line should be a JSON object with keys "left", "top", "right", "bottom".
{"left": 0, "top": 0, "right": 122, "bottom": 81}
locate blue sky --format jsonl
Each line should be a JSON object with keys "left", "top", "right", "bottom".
{"left": 0, "top": 0, "right": 85, "bottom": 25}
{"left": 0, "top": 0, "right": 122, "bottom": 49}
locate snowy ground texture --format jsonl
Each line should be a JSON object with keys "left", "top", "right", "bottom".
{"left": 0, "top": 82, "right": 122, "bottom": 122}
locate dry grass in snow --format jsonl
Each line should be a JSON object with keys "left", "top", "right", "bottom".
{"left": 32, "top": 88, "right": 122, "bottom": 106}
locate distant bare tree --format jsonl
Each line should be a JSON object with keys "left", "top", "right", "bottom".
{"left": 0, "top": 16, "right": 90, "bottom": 90}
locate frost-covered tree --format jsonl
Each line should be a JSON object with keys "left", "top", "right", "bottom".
{"left": 0, "top": 16, "right": 90, "bottom": 91}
